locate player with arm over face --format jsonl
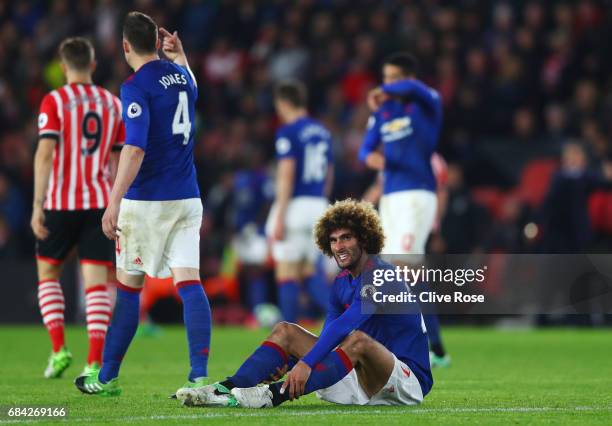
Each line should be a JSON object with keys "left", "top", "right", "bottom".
{"left": 175, "top": 199, "right": 432, "bottom": 408}
{"left": 32, "top": 37, "right": 124, "bottom": 379}
{"left": 75, "top": 12, "right": 211, "bottom": 396}
{"left": 265, "top": 81, "right": 334, "bottom": 322}
{"left": 359, "top": 52, "right": 450, "bottom": 367}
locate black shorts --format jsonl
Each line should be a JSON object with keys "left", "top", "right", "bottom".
{"left": 36, "top": 209, "right": 114, "bottom": 266}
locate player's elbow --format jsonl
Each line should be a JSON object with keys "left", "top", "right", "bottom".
{"left": 35, "top": 142, "right": 54, "bottom": 163}
{"left": 123, "top": 144, "right": 145, "bottom": 161}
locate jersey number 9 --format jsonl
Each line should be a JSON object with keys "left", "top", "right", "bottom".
{"left": 172, "top": 91, "right": 192, "bottom": 145}
{"left": 81, "top": 111, "right": 102, "bottom": 155}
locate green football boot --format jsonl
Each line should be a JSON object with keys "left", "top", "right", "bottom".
{"left": 80, "top": 362, "right": 100, "bottom": 377}
{"left": 43, "top": 347, "right": 72, "bottom": 379}
{"left": 74, "top": 374, "right": 121, "bottom": 396}
{"left": 429, "top": 351, "right": 451, "bottom": 368}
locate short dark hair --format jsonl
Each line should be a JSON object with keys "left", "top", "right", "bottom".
{"left": 314, "top": 199, "right": 385, "bottom": 257}
{"left": 274, "top": 80, "right": 307, "bottom": 108}
{"left": 123, "top": 11, "right": 157, "bottom": 54}
{"left": 58, "top": 37, "right": 94, "bottom": 71}
{"left": 384, "top": 52, "right": 419, "bottom": 77}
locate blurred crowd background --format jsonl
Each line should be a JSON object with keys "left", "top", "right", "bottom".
{"left": 1, "top": 0, "right": 612, "bottom": 273}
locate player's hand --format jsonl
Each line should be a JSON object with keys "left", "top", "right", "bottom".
{"left": 159, "top": 27, "right": 185, "bottom": 63}
{"left": 102, "top": 202, "right": 121, "bottom": 240}
{"left": 272, "top": 217, "right": 285, "bottom": 241}
{"left": 262, "top": 365, "right": 288, "bottom": 384}
{"left": 30, "top": 206, "right": 49, "bottom": 240}
{"left": 367, "top": 87, "right": 388, "bottom": 112}
{"left": 280, "top": 360, "right": 311, "bottom": 400}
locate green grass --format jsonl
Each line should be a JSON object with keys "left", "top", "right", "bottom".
{"left": 0, "top": 325, "right": 611, "bottom": 424}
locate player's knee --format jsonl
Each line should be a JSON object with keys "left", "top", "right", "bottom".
{"left": 268, "top": 321, "right": 295, "bottom": 345}
{"left": 341, "top": 330, "right": 373, "bottom": 357}
{"left": 37, "top": 260, "right": 62, "bottom": 281}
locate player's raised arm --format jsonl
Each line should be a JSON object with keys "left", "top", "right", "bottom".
{"left": 381, "top": 78, "right": 442, "bottom": 116}
{"left": 160, "top": 27, "right": 197, "bottom": 87}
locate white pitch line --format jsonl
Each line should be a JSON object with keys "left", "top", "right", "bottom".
{"left": 1, "top": 406, "right": 611, "bottom": 424}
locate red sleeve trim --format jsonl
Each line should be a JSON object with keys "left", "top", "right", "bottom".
{"left": 334, "top": 348, "right": 353, "bottom": 373}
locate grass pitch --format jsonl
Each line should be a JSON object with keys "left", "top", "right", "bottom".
{"left": 0, "top": 325, "right": 611, "bottom": 425}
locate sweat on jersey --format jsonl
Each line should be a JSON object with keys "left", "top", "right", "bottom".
{"left": 301, "top": 255, "right": 433, "bottom": 396}
{"left": 120, "top": 60, "right": 200, "bottom": 201}
{"left": 358, "top": 79, "right": 442, "bottom": 195}
{"left": 275, "top": 117, "right": 333, "bottom": 198}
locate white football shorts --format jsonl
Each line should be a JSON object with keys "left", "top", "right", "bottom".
{"left": 316, "top": 354, "right": 424, "bottom": 406}
{"left": 379, "top": 190, "right": 437, "bottom": 255}
{"left": 232, "top": 224, "right": 268, "bottom": 265}
{"left": 265, "top": 196, "right": 328, "bottom": 263}
{"left": 116, "top": 198, "right": 202, "bottom": 278}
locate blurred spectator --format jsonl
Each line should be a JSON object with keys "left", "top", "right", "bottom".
{"left": 0, "top": 172, "right": 26, "bottom": 233}
{"left": 539, "top": 142, "right": 612, "bottom": 253}
{"left": 439, "top": 164, "right": 490, "bottom": 253}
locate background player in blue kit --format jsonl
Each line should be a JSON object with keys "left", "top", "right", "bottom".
{"left": 359, "top": 52, "right": 450, "bottom": 367}
{"left": 75, "top": 12, "right": 211, "bottom": 396}
{"left": 230, "top": 152, "right": 275, "bottom": 316}
{"left": 176, "top": 199, "right": 432, "bottom": 408}
{"left": 265, "top": 81, "right": 334, "bottom": 323}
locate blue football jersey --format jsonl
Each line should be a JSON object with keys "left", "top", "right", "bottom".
{"left": 232, "top": 169, "right": 274, "bottom": 233}
{"left": 275, "top": 117, "right": 333, "bottom": 198}
{"left": 302, "top": 256, "right": 433, "bottom": 396}
{"left": 359, "top": 79, "right": 442, "bottom": 195}
{"left": 121, "top": 59, "right": 199, "bottom": 201}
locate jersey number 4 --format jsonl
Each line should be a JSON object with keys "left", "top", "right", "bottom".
{"left": 172, "top": 91, "right": 192, "bottom": 145}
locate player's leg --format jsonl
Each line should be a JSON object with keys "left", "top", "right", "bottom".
{"left": 233, "top": 229, "right": 269, "bottom": 313}
{"left": 172, "top": 267, "right": 211, "bottom": 385}
{"left": 75, "top": 269, "right": 142, "bottom": 396}
{"left": 168, "top": 199, "right": 211, "bottom": 386}
{"left": 235, "top": 331, "right": 396, "bottom": 408}
{"left": 78, "top": 209, "right": 115, "bottom": 375}
{"left": 226, "top": 321, "right": 317, "bottom": 388}
{"left": 176, "top": 322, "right": 317, "bottom": 406}
{"left": 80, "top": 262, "right": 112, "bottom": 375}
{"left": 36, "top": 259, "right": 73, "bottom": 378}
{"left": 35, "top": 210, "right": 78, "bottom": 378}
{"left": 386, "top": 191, "right": 450, "bottom": 366}
{"left": 405, "top": 191, "right": 450, "bottom": 366}
{"left": 275, "top": 261, "right": 302, "bottom": 322}
{"left": 303, "top": 254, "right": 330, "bottom": 314}
{"left": 266, "top": 200, "right": 304, "bottom": 323}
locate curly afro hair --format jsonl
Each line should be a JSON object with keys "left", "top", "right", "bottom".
{"left": 314, "top": 199, "right": 385, "bottom": 257}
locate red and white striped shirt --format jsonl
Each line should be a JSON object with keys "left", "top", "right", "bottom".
{"left": 38, "top": 83, "right": 125, "bottom": 210}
